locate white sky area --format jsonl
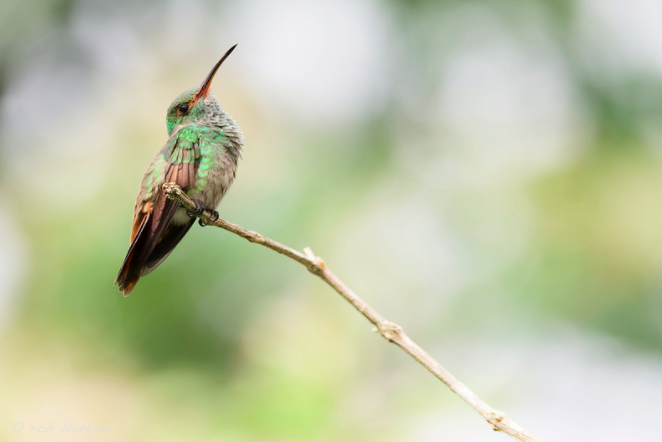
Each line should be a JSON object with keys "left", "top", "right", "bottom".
{"left": 577, "top": 0, "right": 662, "bottom": 76}
{"left": 224, "top": 0, "right": 392, "bottom": 126}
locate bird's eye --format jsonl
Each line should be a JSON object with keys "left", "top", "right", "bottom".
{"left": 178, "top": 103, "right": 190, "bottom": 114}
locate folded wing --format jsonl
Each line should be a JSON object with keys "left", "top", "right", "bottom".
{"left": 115, "top": 129, "right": 201, "bottom": 296}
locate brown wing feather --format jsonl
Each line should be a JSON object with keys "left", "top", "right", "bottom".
{"left": 130, "top": 201, "right": 152, "bottom": 242}
{"left": 115, "top": 211, "right": 151, "bottom": 295}
{"left": 115, "top": 158, "right": 198, "bottom": 296}
{"left": 140, "top": 218, "right": 194, "bottom": 276}
{"left": 168, "top": 161, "right": 196, "bottom": 190}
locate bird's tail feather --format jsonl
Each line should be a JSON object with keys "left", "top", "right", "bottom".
{"left": 115, "top": 212, "right": 151, "bottom": 296}
{"left": 115, "top": 194, "right": 185, "bottom": 296}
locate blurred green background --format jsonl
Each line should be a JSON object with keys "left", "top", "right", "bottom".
{"left": 1, "top": 0, "right": 661, "bottom": 440}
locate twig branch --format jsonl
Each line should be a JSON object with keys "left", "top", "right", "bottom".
{"left": 164, "top": 182, "right": 548, "bottom": 442}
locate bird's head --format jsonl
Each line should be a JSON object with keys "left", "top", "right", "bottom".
{"left": 166, "top": 44, "right": 237, "bottom": 135}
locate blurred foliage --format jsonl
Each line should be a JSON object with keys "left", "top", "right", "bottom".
{"left": 1, "top": 0, "right": 662, "bottom": 440}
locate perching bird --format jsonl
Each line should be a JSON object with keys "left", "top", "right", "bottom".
{"left": 115, "top": 45, "right": 243, "bottom": 296}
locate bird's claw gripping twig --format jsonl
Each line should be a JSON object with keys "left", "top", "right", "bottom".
{"left": 186, "top": 200, "right": 204, "bottom": 218}
{"left": 198, "top": 210, "right": 219, "bottom": 227}
{"left": 185, "top": 201, "right": 217, "bottom": 226}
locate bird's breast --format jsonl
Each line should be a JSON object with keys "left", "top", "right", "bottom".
{"left": 171, "top": 206, "right": 192, "bottom": 225}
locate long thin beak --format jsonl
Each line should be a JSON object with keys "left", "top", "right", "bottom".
{"left": 195, "top": 44, "right": 238, "bottom": 101}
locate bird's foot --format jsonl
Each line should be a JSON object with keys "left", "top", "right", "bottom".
{"left": 186, "top": 200, "right": 204, "bottom": 218}
{"left": 198, "top": 210, "right": 219, "bottom": 227}
{"left": 186, "top": 201, "right": 218, "bottom": 226}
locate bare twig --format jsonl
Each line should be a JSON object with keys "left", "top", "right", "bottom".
{"left": 163, "top": 182, "right": 548, "bottom": 442}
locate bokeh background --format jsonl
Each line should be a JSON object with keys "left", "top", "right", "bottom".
{"left": 1, "top": 0, "right": 661, "bottom": 440}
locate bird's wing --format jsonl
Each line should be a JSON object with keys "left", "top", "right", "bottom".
{"left": 115, "top": 128, "right": 202, "bottom": 295}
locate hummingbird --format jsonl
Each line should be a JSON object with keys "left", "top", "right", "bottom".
{"left": 115, "top": 44, "right": 243, "bottom": 296}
